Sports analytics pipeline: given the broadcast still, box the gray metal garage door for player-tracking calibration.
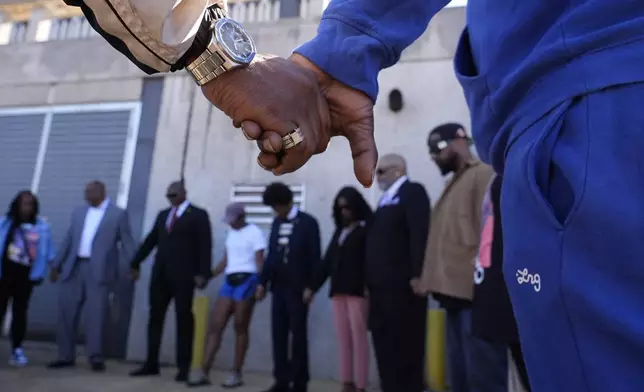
[0,114,45,207]
[0,103,141,340]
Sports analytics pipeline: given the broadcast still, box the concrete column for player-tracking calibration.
[26,8,48,42]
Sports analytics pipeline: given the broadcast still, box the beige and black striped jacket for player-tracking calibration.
[63,0,225,73]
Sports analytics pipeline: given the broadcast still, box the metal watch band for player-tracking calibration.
[186,5,228,86]
[186,50,227,86]
[208,5,227,21]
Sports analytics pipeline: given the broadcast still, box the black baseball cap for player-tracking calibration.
[427,123,469,155]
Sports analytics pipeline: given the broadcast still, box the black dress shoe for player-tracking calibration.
[262,385,291,392]
[47,360,76,369]
[175,370,189,382]
[129,365,160,377]
[91,361,106,372]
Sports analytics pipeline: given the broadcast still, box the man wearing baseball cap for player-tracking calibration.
[426,123,472,176]
[191,202,266,388]
[417,123,505,392]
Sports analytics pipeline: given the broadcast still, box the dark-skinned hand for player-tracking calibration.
[201,54,331,176]
[239,53,378,187]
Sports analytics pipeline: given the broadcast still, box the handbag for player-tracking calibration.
[226,272,252,287]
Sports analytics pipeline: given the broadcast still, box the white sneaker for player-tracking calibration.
[221,371,243,388]
[9,348,28,367]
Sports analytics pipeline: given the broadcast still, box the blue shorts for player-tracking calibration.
[219,273,258,302]
[501,83,644,392]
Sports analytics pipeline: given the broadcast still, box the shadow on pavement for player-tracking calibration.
[0,340,340,392]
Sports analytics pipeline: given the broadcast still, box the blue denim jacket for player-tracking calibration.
[0,217,56,281]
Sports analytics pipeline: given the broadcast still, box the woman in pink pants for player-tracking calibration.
[305,187,372,392]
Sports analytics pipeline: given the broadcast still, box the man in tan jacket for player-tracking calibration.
[417,123,508,392]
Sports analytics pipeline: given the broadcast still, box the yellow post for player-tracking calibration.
[427,308,447,391]
[191,295,210,370]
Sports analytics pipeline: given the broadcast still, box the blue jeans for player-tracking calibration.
[502,82,644,392]
[446,307,508,392]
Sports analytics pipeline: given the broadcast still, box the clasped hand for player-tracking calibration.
[201,53,377,187]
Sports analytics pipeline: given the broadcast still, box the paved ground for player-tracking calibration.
[0,341,339,392]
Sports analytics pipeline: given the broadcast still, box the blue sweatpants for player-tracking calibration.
[501,82,644,392]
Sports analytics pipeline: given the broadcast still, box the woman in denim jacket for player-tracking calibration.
[0,190,55,367]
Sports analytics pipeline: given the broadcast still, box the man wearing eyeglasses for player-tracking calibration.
[366,154,430,392]
[417,123,500,392]
[128,181,213,384]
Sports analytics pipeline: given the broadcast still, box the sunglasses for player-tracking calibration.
[166,193,178,199]
[376,167,390,176]
[429,138,456,154]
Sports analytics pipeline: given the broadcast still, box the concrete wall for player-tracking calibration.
[0,4,469,382]
[0,35,144,105]
[126,8,469,382]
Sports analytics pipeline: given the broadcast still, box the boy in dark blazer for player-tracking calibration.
[256,182,321,392]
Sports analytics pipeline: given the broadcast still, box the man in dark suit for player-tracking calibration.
[255,182,321,392]
[128,181,212,383]
[367,154,430,392]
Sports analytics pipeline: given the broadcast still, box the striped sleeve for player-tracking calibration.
[63,0,225,73]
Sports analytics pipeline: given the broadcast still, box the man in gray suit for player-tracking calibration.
[47,181,135,372]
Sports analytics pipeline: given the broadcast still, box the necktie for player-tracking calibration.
[168,208,178,232]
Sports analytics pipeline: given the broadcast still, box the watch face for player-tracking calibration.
[215,19,256,64]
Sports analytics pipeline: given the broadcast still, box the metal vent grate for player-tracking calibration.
[230,184,305,227]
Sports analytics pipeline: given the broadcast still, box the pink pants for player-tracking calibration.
[332,295,369,389]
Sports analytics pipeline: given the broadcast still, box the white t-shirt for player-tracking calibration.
[225,224,266,274]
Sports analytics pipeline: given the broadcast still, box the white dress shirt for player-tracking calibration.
[166,200,190,228]
[286,205,299,220]
[77,198,110,258]
[378,175,408,207]
[276,205,299,244]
